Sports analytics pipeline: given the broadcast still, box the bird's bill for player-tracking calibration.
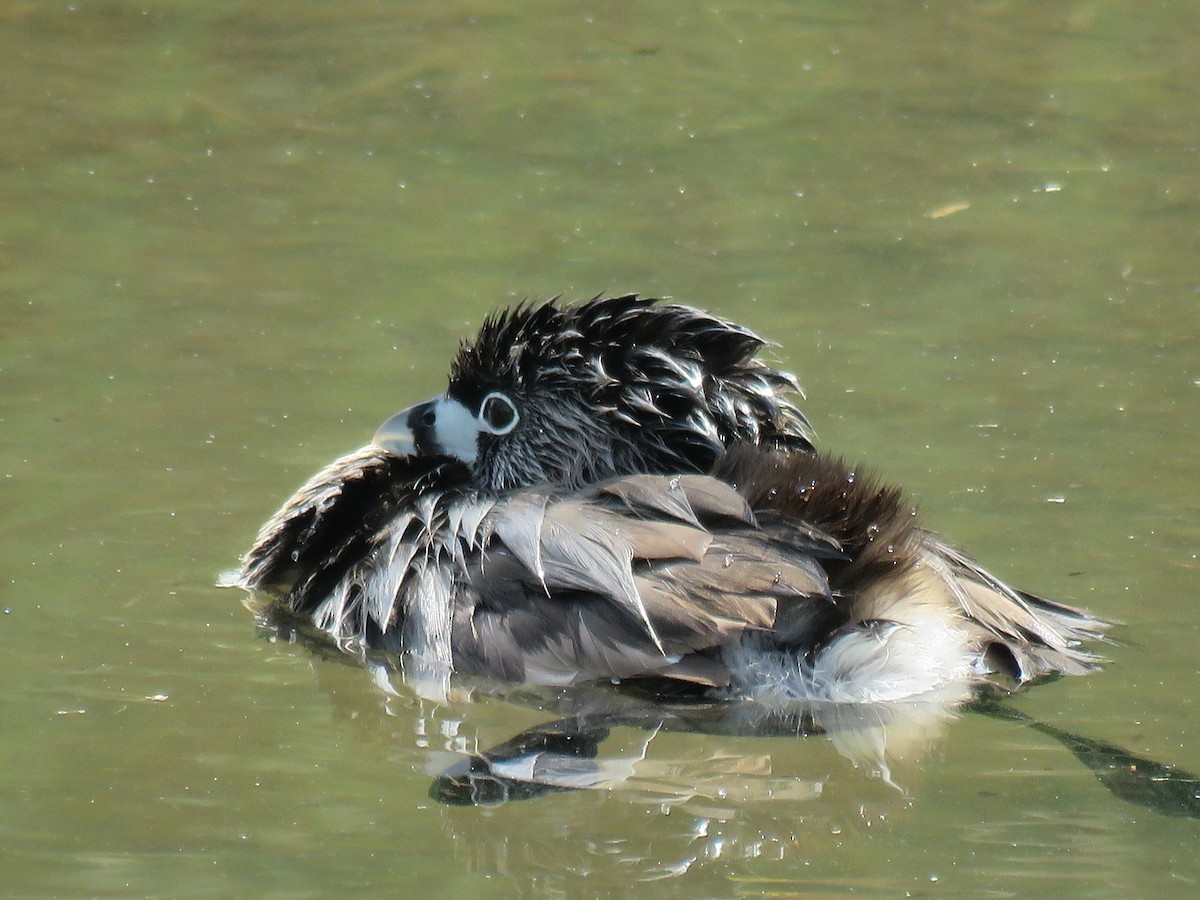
[372,395,479,463]
[372,402,425,457]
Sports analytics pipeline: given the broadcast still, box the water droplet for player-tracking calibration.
[723,554,734,568]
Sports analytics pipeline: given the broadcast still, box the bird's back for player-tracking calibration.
[233,442,1105,701]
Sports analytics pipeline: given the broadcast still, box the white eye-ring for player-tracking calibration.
[478,391,519,435]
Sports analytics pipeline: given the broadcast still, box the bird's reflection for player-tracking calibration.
[259,609,952,806]
[427,689,960,807]
[256,610,1199,885]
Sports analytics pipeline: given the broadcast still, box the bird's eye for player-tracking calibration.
[478,392,519,435]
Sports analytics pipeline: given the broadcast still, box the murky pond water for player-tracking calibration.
[3,1,1198,895]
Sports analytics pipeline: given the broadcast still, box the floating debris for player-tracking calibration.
[926,201,970,219]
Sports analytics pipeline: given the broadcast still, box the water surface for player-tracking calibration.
[3,1,1198,895]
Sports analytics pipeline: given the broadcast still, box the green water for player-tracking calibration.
[3,1,1198,895]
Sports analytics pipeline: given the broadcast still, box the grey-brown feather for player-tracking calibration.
[234,443,1104,692]
[715,446,1106,682]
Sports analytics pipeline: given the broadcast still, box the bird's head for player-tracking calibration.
[372,295,813,492]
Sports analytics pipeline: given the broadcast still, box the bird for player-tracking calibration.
[229,294,1106,705]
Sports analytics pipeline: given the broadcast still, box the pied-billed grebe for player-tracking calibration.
[229,295,1105,703]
